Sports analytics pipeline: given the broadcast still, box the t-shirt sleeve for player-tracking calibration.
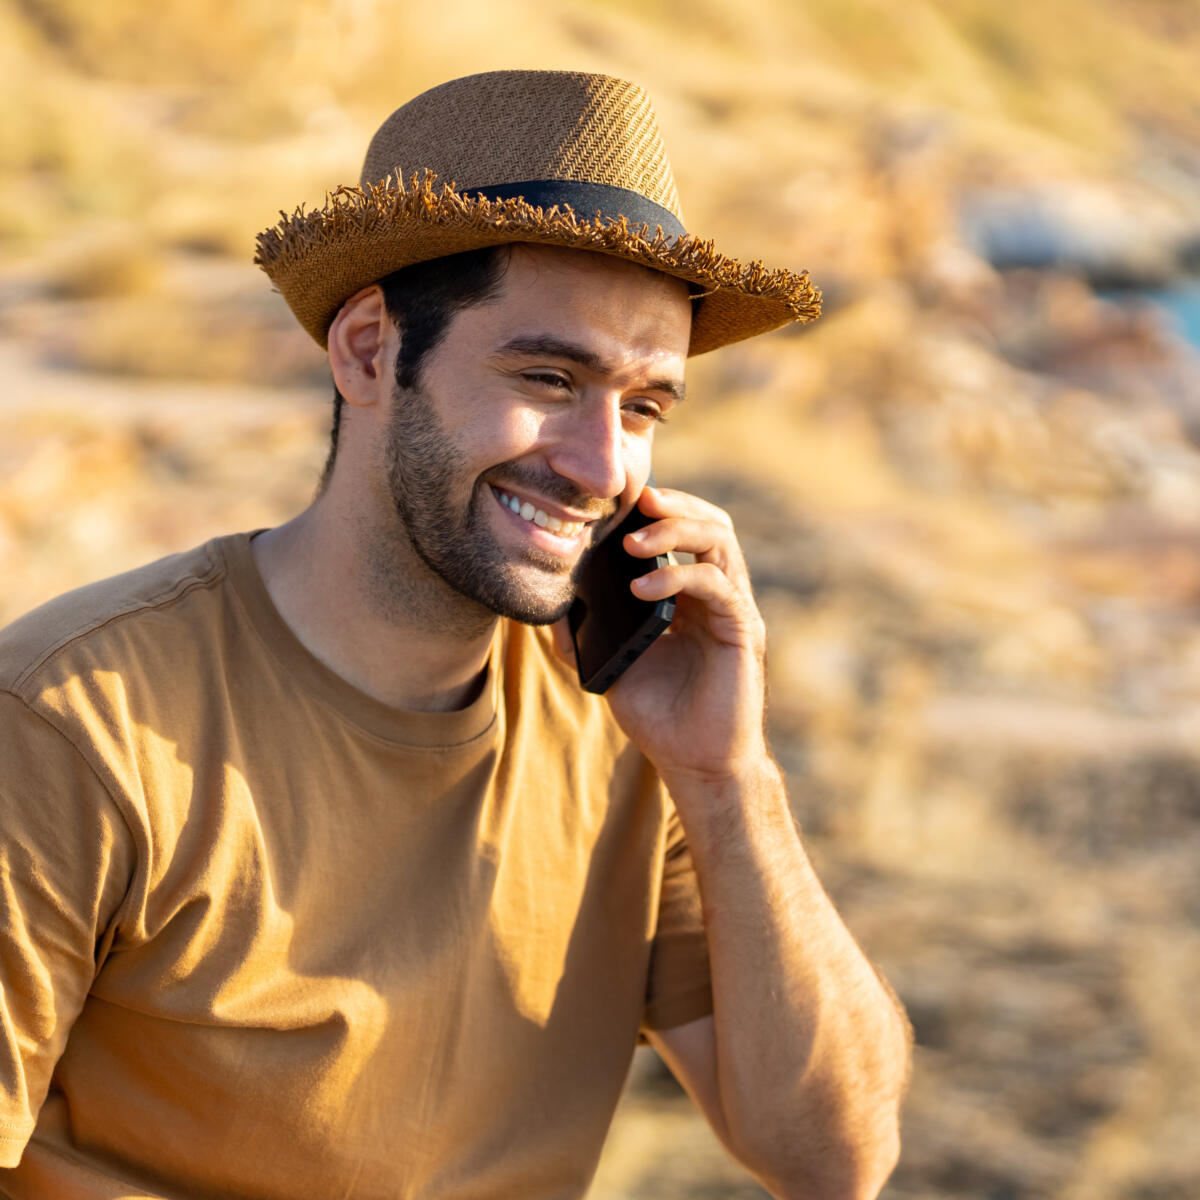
[0,691,134,1167]
[641,798,713,1034]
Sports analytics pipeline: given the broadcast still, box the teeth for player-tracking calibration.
[495,489,583,537]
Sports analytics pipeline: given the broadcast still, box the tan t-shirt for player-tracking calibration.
[0,532,711,1199]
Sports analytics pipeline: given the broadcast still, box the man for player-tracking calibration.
[0,70,910,1198]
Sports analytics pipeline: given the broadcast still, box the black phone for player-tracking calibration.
[568,488,675,694]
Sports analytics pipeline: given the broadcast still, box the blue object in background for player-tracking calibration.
[1141,281,1200,352]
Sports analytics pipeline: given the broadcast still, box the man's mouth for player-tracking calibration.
[491,487,591,538]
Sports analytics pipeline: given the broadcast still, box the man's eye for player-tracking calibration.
[625,401,668,425]
[523,372,570,390]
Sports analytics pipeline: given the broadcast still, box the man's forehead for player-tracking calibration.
[481,244,692,364]
[504,241,688,284]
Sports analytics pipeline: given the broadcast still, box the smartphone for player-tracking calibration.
[568,488,675,694]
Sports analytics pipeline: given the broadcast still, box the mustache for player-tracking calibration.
[482,461,618,523]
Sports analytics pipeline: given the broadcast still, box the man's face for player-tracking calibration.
[380,245,692,625]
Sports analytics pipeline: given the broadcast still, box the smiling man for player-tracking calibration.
[0,71,910,1199]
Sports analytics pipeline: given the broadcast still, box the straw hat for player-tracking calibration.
[254,69,821,356]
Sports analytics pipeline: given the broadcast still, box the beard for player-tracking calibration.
[382,379,614,625]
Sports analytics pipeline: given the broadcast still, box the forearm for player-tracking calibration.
[666,759,911,1198]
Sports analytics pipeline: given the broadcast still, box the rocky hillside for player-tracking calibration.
[3,1,1200,1196]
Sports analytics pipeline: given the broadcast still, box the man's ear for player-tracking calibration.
[328,285,391,407]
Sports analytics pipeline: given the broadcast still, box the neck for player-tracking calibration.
[251,502,498,713]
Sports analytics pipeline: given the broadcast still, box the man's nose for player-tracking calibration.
[547,397,628,501]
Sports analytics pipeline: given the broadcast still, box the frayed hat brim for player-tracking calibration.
[254,172,821,357]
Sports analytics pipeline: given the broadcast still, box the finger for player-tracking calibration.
[630,561,759,643]
[626,515,734,560]
[637,486,734,530]
[625,516,750,586]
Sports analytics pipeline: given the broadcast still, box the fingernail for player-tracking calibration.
[628,529,647,542]
[632,575,650,591]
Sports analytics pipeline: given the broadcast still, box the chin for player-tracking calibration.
[439,554,577,626]
[499,595,575,627]
[474,577,577,626]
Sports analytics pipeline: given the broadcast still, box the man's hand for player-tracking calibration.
[553,483,909,1199]
[599,485,772,787]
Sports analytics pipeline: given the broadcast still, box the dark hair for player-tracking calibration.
[318,245,512,490]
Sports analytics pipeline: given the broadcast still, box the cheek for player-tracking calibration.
[621,433,654,485]
[460,407,551,464]
[504,407,549,444]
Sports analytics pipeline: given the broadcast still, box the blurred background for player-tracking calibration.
[2,0,1200,1195]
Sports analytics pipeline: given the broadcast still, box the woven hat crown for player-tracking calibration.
[360,70,683,226]
[254,69,820,354]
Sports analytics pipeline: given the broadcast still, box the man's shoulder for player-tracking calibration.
[0,535,239,701]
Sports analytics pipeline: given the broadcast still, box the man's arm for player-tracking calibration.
[598,486,912,1199]
[0,691,134,1167]
[646,764,911,1199]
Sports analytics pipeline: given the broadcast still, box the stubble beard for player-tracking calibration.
[380,380,610,627]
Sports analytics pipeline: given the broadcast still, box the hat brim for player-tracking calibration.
[254,173,821,357]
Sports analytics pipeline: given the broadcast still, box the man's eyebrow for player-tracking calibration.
[493,335,686,403]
